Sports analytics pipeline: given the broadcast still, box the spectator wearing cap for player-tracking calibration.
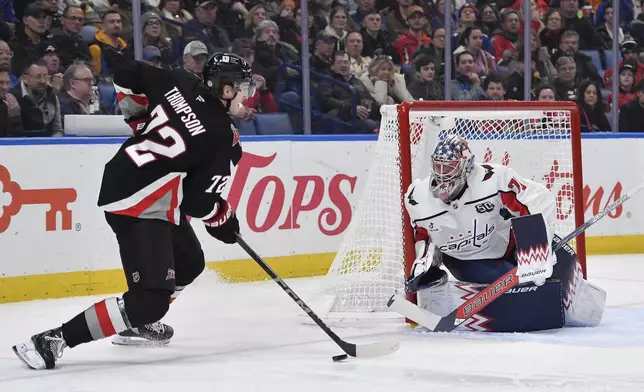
[59,64,97,127]
[558,0,604,49]
[160,0,193,37]
[181,40,208,78]
[346,31,371,77]
[606,62,638,109]
[595,4,625,49]
[0,40,18,88]
[42,45,63,92]
[0,69,22,136]
[241,4,268,39]
[322,6,350,46]
[183,0,232,53]
[604,39,644,88]
[392,5,431,65]
[12,59,62,136]
[451,51,485,101]
[360,55,414,104]
[143,45,164,67]
[454,26,496,78]
[311,31,336,74]
[554,30,603,86]
[577,79,610,132]
[9,2,52,76]
[317,51,381,134]
[252,20,298,90]
[134,12,175,65]
[407,54,444,100]
[360,11,396,60]
[49,5,91,69]
[381,0,415,37]
[89,10,132,81]
[618,82,644,131]
[491,9,520,60]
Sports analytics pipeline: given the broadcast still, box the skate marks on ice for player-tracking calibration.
[407,306,644,347]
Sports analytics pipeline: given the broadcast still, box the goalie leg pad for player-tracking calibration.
[417,280,564,332]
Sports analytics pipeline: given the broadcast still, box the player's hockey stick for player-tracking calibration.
[388,177,644,332]
[235,233,400,358]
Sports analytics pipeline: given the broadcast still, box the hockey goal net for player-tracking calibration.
[314,101,585,323]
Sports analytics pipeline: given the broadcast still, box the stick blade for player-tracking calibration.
[387,293,442,331]
[348,340,400,358]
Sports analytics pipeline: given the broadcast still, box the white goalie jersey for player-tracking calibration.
[405,163,557,261]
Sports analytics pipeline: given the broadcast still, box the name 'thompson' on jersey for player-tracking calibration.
[404,163,556,261]
[97,61,241,224]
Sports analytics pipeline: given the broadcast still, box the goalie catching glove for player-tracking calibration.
[204,200,239,244]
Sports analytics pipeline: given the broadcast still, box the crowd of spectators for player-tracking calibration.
[1,0,644,136]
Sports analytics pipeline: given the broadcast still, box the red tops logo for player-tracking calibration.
[0,165,77,233]
[227,152,357,235]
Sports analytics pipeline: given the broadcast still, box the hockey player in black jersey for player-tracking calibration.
[11,52,254,370]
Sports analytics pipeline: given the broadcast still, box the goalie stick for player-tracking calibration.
[235,234,400,358]
[388,177,644,333]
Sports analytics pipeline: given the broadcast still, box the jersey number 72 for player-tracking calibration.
[125,105,187,167]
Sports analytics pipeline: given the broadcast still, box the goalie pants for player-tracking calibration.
[61,213,205,348]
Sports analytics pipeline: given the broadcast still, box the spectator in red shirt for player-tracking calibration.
[491,9,520,60]
[392,5,431,65]
[606,62,638,110]
[604,38,644,88]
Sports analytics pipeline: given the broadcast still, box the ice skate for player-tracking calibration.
[112,321,174,347]
[12,327,67,370]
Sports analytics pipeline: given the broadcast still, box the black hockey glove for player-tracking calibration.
[204,201,240,244]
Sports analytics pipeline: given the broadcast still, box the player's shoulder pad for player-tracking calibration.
[405,177,431,211]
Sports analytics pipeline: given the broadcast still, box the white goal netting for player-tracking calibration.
[314,103,582,322]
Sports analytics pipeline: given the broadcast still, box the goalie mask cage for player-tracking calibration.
[314,101,585,324]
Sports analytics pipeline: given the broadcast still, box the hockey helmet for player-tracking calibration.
[203,52,255,100]
[430,134,474,203]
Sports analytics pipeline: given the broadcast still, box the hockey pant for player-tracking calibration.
[418,238,606,332]
[60,213,205,348]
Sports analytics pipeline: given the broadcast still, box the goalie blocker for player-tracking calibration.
[414,214,606,332]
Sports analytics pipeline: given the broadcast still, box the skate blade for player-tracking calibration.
[111,335,170,347]
[12,343,47,370]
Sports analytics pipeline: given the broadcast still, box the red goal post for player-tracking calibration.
[314,100,585,323]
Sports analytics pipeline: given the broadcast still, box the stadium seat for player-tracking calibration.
[234,117,257,135]
[97,83,117,114]
[603,50,623,69]
[581,50,602,71]
[254,113,294,135]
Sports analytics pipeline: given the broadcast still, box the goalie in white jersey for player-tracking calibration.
[404,135,606,332]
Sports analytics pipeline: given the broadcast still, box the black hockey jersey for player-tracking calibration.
[97,61,242,224]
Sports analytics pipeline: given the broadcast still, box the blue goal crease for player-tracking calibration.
[0,132,641,146]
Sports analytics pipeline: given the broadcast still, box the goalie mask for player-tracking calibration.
[430,135,474,203]
[203,52,255,110]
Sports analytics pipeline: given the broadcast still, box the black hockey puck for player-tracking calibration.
[332,354,348,362]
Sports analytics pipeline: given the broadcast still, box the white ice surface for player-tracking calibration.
[1,255,644,392]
